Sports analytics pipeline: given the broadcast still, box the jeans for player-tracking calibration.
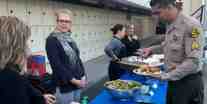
[55,88,81,104]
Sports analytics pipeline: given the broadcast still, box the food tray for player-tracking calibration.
[133,69,162,76]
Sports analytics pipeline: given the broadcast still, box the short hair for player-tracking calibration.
[150,0,176,8]
[54,9,73,20]
[110,24,124,35]
[0,16,31,70]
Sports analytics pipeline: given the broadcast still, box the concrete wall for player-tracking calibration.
[0,0,155,72]
[182,0,192,15]
[130,16,156,39]
[191,0,203,13]
[182,0,203,15]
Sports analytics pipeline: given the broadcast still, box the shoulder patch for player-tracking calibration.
[192,41,200,50]
[192,28,200,38]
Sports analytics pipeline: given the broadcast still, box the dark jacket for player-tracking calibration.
[122,36,140,56]
[104,36,127,59]
[104,36,127,80]
[46,35,85,93]
[0,65,45,104]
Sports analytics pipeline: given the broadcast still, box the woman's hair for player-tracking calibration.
[150,0,176,8]
[125,24,135,35]
[110,24,124,35]
[0,16,31,70]
[54,9,73,21]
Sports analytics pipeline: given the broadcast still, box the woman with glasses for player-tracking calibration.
[46,9,87,104]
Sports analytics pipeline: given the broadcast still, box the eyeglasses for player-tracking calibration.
[57,19,72,24]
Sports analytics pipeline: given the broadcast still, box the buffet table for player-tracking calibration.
[90,72,168,104]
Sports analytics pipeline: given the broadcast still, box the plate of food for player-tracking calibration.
[133,65,162,77]
[104,80,142,100]
[127,56,139,62]
[105,80,142,91]
[151,54,164,59]
[148,62,164,67]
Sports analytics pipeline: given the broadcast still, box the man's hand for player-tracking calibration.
[43,94,56,104]
[137,48,152,58]
[151,73,162,79]
[142,48,152,57]
[151,72,170,80]
[169,63,176,71]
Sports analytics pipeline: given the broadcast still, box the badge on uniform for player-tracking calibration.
[192,40,200,50]
[192,28,200,38]
[191,28,201,50]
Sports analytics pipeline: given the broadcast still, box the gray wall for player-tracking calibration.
[0,0,156,72]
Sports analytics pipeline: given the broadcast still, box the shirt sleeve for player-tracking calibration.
[23,77,45,104]
[104,40,120,60]
[134,40,141,49]
[161,23,204,81]
[149,41,165,53]
[46,37,74,82]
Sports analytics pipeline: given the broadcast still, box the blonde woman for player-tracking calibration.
[0,16,56,104]
[46,9,87,104]
[122,24,141,56]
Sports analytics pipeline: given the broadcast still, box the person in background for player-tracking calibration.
[46,9,87,104]
[104,24,127,80]
[0,16,56,104]
[122,24,141,56]
[141,0,204,104]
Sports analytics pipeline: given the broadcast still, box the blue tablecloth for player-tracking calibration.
[90,72,168,104]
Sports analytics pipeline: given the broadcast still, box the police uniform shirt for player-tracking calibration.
[151,12,204,81]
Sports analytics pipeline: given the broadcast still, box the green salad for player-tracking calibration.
[105,80,142,90]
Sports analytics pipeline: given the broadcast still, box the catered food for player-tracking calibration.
[127,56,139,62]
[133,64,162,76]
[104,80,142,90]
[104,80,142,100]
[123,54,164,65]
[119,54,164,71]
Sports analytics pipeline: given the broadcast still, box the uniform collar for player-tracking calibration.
[167,12,184,34]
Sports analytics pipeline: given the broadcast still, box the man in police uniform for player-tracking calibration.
[142,0,204,104]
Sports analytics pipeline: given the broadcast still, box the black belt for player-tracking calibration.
[183,71,202,80]
[169,71,202,83]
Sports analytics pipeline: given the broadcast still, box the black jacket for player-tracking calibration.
[122,37,140,56]
[104,36,127,59]
[0,65,45,104]
[46,35,85,93]
[104,36,127,80]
